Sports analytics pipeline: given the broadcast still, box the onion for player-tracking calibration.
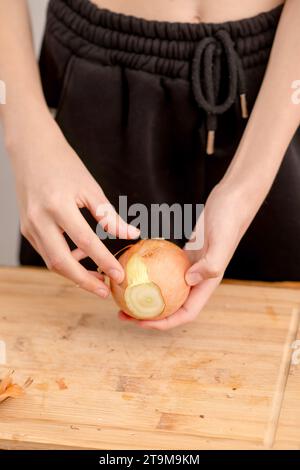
[110,239,191,320]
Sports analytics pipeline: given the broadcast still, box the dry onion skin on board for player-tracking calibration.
[0,371,32,404]
[110,239,191,320]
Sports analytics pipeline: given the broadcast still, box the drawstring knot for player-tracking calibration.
[191,29,248,155]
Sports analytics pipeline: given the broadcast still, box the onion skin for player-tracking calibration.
[110,239,191,320]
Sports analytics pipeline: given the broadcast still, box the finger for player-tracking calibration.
[71,248,87,261]
[185,237,226,286]
[35,222,110,298]
[118,312,130,322]
[87,191,140,240]
[71,251,106,282]
[71,250,107,282]
[118,311,139,324]
[185,258,219,286]
[57,205,125,283]
[137,277,221,330]
[185,211,242,286]
[89,270,105,281]
[23,231,41,256]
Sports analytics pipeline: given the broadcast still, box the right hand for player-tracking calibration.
[7,113,139,298]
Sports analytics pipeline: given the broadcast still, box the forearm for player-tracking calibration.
[222,0,300,203]
[0,0,51,145]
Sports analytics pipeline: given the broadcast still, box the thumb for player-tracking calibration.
[87,190,140,240]
[98,203,140,240]
[185,252,224,286]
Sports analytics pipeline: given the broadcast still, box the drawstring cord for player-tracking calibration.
[191,29,248,155]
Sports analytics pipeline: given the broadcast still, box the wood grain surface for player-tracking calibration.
[0,267,299,450]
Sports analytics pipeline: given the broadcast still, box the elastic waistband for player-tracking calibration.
[47,0,283,78]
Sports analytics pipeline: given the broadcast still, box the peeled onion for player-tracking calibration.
[110,239,191,320]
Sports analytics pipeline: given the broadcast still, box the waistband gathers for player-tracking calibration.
[46,0,283,154]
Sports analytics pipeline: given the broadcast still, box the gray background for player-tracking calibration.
[0,0,48,266]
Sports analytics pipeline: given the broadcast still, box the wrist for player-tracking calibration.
[216,170,269,214]
[220,149,278,205]
[3,104,58,154]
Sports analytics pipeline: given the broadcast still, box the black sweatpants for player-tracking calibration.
[20,0,300,281]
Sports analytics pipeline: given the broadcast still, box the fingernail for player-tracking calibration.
[128,225,140,238]
[108,268,123,283]
[186,272,202,286]
[96,288,109,299]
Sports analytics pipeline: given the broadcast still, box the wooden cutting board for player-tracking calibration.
[0,267,299,450]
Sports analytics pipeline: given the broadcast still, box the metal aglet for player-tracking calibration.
[206,130,215,155]
[240,93,249,119]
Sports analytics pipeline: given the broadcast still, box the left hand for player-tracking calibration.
[119,181,260,330]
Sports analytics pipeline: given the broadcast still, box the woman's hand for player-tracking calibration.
[119,181,260,330]
[8,113,139,298]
